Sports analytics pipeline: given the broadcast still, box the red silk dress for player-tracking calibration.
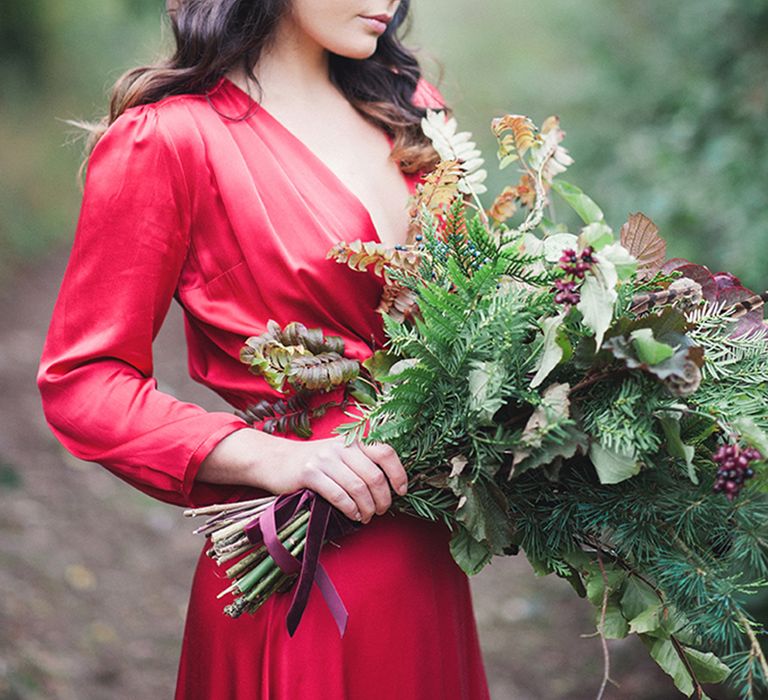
[37,76,490,699]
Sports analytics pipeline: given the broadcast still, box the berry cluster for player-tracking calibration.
[712,443,762,501]
[466,241,492,270]
[395,234,424,251]
[553,247,595,306]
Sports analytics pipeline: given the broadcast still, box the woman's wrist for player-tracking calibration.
[196,427,286,492]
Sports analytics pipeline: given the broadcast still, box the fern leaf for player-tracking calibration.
[491,114,539,160]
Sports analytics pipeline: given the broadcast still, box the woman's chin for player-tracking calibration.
[329,36,380,61]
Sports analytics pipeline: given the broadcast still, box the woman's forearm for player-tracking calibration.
[196,427,287,491]
[195,428,408,524]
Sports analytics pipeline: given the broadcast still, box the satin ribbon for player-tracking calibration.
[244,488,359,637]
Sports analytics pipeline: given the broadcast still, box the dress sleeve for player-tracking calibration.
[412,76,447,110]
[37,105,250,508]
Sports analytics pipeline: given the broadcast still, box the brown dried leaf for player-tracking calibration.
[377,283,420,322]
[491,115,539,157]
[412,159,462,216]
[516,174,537,209]
[620,213,666,278]
[327,241,396,277]
[488,186,518,223]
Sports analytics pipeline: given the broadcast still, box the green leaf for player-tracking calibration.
[551,180,605,224]
[512,383,589,476]
[511,424,588,477]
[628,605,665,636]
[450,476,515,554]
[684,648,730,684]
[579,222,614,251]
[362,350,398,382]
[556,330,574,364]
[449,526,493,575]
[657,412,698,484]
[589,442,640,484]
[606,307,688,344]
[347,377,377,407]
[530,312,567,388]
[562,565,587,598]
[468,360,506,425]
[640,635,695,696]
[584,562,627,607]
[597,242,638,279]
[577,274,617,350]
[604,334,702,386]
[639,636,730,696]
[733,416,768,455]
[630,328,676,365]
[596,599,629,639]
[620,576,661,621]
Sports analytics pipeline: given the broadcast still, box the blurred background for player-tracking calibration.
[1,0,766,698]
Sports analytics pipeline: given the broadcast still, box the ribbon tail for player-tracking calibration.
[313,563,349,636]
[286,496,334,636]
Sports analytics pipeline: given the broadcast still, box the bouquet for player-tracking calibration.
[185,108,768,698]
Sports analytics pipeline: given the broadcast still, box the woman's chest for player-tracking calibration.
[250,94,412,246]
[177,118,401,351]
[183,108,419,286]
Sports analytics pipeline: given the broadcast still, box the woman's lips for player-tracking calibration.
[359,15,390,34]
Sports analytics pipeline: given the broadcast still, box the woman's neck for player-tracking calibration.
[229,16,333,104]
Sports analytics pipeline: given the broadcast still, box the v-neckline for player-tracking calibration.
[217,76,417,247]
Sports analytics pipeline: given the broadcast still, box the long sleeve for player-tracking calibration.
[37,105,249,507]
[413,76,447,110]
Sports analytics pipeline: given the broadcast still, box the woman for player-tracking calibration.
[37,1,490,697]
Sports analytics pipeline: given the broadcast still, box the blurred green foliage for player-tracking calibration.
[0,0,167,273]
[1,0,766,291]
[413,0,768,290]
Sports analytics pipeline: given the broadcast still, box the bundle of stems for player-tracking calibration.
[184,496,309,618]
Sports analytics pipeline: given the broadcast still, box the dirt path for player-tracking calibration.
[0,253,684,699]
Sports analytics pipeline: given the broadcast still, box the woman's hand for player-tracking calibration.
[197,429,408,523]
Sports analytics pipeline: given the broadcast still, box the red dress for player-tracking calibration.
[37,76,490,699]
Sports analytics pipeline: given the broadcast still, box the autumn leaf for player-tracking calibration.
[620,213,666,279]
[410,159,463,217]
[488,186,518,223]
[377,282,420,322]
[326,239,421,279]
[491,114,539,161]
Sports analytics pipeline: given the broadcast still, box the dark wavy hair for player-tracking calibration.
[85,0,448,174]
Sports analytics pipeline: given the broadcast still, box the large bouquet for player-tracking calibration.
[186,109,768,698]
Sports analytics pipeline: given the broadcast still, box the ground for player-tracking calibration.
[0,254,703,699]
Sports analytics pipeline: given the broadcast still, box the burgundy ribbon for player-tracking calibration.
[244,489,359,637]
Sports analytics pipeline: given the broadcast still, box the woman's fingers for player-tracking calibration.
[293,438,408,524]
[320,459,378,523]
[355,440,408,496]
[340,448,393,516]
[304,469,362,522]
